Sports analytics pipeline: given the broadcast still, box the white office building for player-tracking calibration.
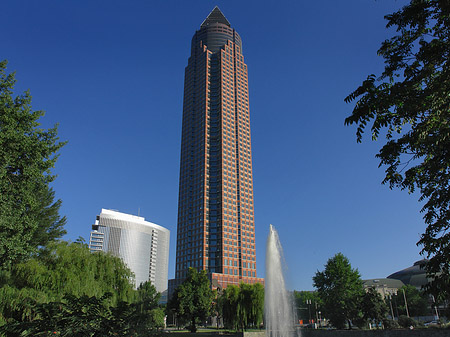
[89,209,170,301]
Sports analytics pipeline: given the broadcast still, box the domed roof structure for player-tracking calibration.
[387,260,429,288]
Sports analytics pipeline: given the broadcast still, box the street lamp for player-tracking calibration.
[306,299,312,323]
[315,302,319,324]
[388,294,395,320]
[402,288,410,317]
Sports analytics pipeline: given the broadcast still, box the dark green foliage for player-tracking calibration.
[344,1,450,299]
[313,253,364,329]
[0,61,66,269]
[136,281,161,308]
[382,318,400,329]
[239,282,264,329]
[0,283,164,336]
[1,293,114,337]
[293,290,321,323]
[220,284,240,330]
[0,241,136,324]
[108,286,164,337]
[361,287,389,327]
[393,285,429,317]
[218,282,264,331]
[1,290,164,337]
[168,268,214,332]
[398,315,417,328]
[130,281,165,334]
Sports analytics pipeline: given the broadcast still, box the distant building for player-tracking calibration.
[363,278,405,297]
[89,209,170,301]
[387,260,430,289]
[362,260,431,296]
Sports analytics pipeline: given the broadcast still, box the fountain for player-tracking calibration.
[265,224,297,337]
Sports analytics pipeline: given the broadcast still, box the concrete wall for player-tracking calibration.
[243,330,448,337]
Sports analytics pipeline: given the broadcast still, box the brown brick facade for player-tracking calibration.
[173,7,263,292]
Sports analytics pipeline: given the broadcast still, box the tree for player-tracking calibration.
[361,287,388,328]
[217,283,264,331]
[344,1,450,299]
[135,281,161,309]
[0,253,166,336]
[1,292,165,337]
[313,253,364,329]
[398,315,418,329]
[392,285,429,317]
[220,284,240,330]
[130,281,165,334]
[0,60,66,269]
[0,241,136,325]
[1,293,115,337]
[168,268,214,332]
[293,290,321,323]
[242,282,264,329]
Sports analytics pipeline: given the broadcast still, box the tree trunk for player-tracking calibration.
[191,317,197,333]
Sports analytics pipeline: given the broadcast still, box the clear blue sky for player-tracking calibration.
[2,0,423,291]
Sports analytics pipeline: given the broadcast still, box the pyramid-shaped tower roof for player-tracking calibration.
[201,6,231,28]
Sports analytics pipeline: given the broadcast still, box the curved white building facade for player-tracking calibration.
[89,209,169,300]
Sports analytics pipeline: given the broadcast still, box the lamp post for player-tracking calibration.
[392,291,399,318]
[388,294,395,320]
[402,288,410,317]
[315,302,319,324]
[306,299,312,323]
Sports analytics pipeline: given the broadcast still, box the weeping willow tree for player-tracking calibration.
[244,282,264,329]
[0,240,135,324]
[220,283,264,331]
[221,285,241,330]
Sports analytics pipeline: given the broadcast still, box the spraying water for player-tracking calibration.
[265,224,296,337]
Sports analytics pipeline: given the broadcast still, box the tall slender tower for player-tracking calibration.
[170,7,263,293]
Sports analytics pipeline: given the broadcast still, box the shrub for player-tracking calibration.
[398,315,417,328]
[382,318,399,329]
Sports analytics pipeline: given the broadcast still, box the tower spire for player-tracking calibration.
[201,6,231,28]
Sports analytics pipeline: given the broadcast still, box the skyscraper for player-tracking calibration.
[171,7,263,292]
[89,209,170,302]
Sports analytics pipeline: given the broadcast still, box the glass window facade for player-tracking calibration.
[89,209,170,301]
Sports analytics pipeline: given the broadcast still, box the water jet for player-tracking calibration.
[265,224,297,337]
